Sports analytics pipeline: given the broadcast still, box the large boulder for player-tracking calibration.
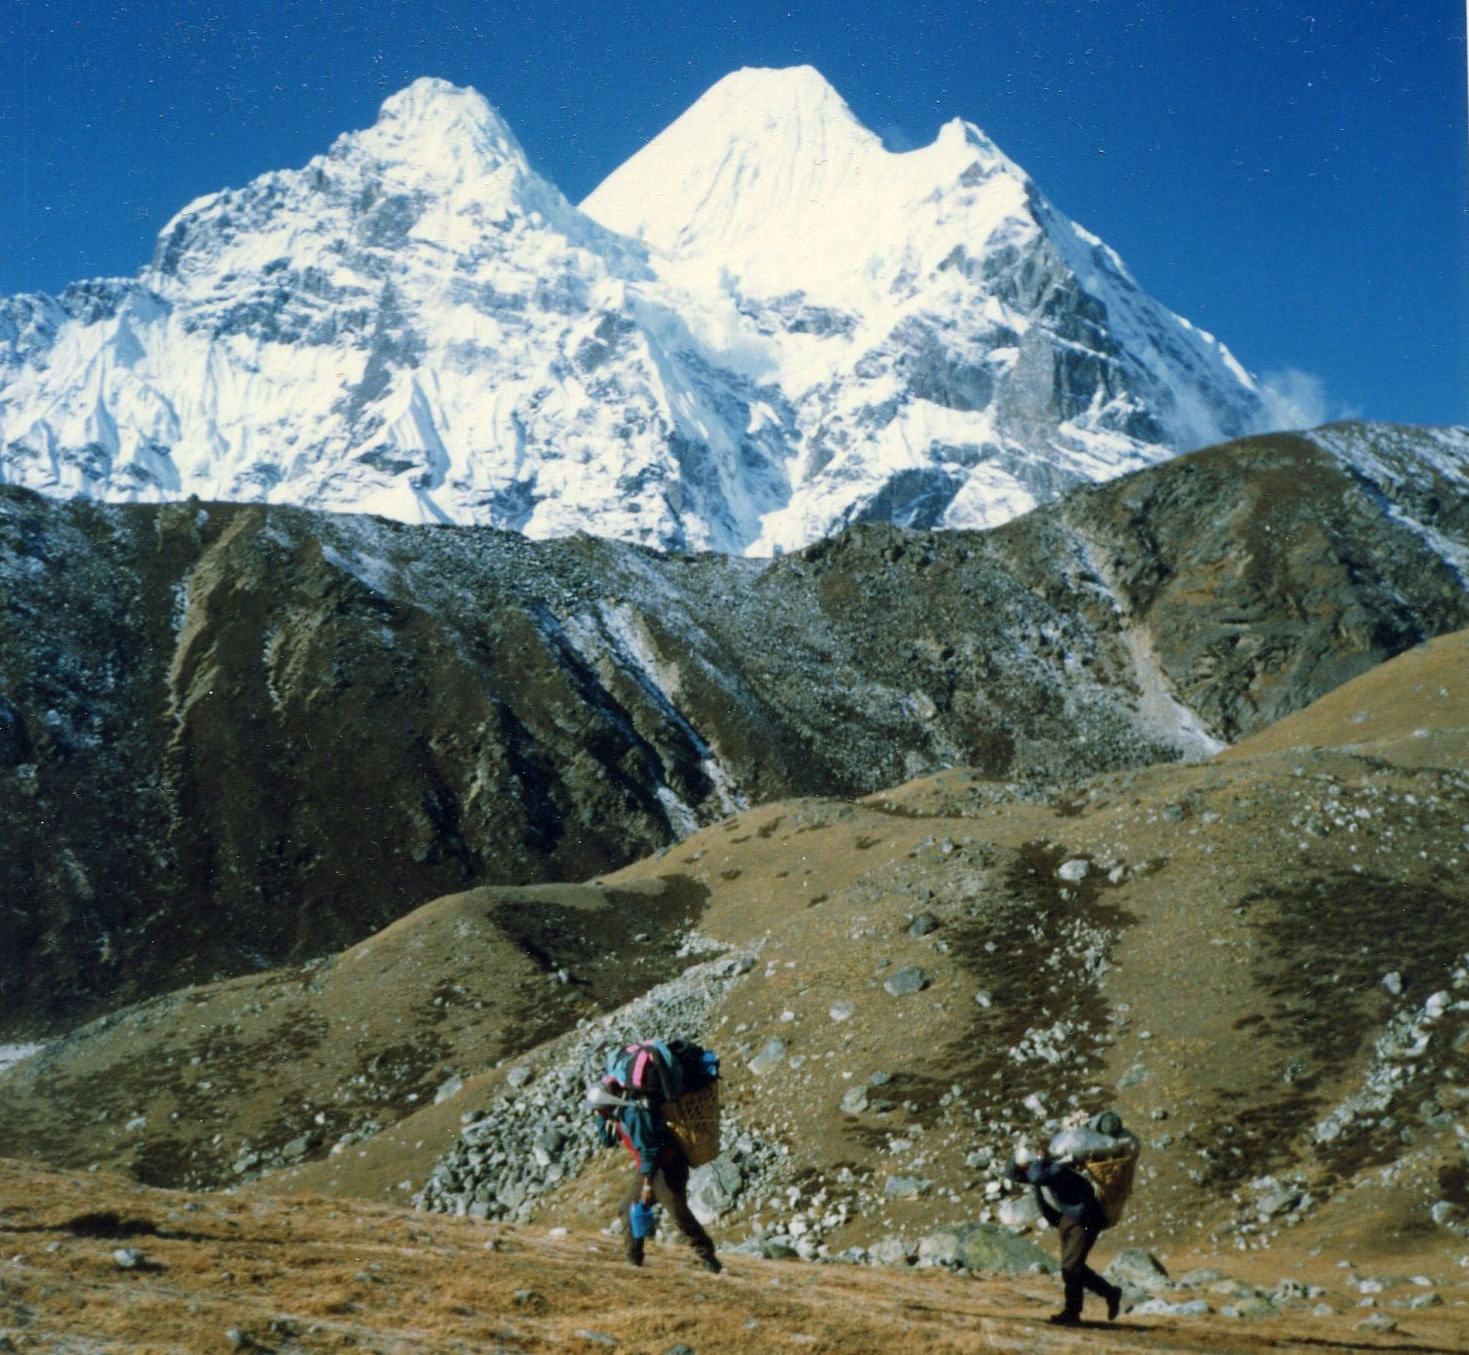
[688,1155,744,1224]
[1105,1247,1170,1293]
[941,1222,1058,1275]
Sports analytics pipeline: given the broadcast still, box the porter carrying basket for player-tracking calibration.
[1080,1136,1140,1228]
[663,1081,721,1167]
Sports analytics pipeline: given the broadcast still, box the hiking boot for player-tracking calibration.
[700,1254,723,1274]
[1106,1285,1122,1321]
[1048,1312,1082,1326]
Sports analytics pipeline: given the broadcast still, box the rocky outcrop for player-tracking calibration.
[2,422,1466,1031]
[1008,427,1469,740]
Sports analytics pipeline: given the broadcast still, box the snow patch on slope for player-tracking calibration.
[598,601,749,819]
[0,1044,43,1077]
[1308,423,1469,586]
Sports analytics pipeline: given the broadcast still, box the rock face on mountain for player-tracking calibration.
[1,422,1465,1032]
[0,79,790,552]
[0,70,1278,553]
[1002,423,1469,742]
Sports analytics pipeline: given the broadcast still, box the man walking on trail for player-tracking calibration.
[587,1083,722,1273]
[1009,1140,1122,1325]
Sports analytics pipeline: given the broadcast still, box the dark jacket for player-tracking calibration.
[600,1100,673,1175]
[1009,1157,1106,1230]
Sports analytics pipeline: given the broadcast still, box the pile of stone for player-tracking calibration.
[415,948,771,1222]
[1314,955,1469,1149]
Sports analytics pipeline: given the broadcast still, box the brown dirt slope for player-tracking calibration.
[0,879,704,1190]
[1220,629,1469,766]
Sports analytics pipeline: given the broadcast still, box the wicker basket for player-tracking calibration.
[1081,1143,1139,1227]
[664,1082,721,1167]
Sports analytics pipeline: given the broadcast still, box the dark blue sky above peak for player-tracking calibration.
[4,0,1466,427]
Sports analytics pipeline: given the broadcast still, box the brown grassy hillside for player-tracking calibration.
[4,634,1466,1285]
[1219,630,1469,767]
[2,1159,1466,1354]
[4,424,1466,1034]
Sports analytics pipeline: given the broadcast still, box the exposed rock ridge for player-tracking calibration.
[2,423,1466,1030]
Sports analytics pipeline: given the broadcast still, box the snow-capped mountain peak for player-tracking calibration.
[673,63,878,155]
[2,68,1287,555]
[0,76,793,548]
[581,66,881,276]
[144,76,581,298]
[335,76,532,187]
[581,66,1272,551]
[581,67,1040,315]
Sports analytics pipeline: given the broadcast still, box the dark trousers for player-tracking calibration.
[1057,1216,1114,1317]
[621,1156,716,1263]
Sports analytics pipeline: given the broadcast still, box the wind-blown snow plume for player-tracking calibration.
[1259,368,1338,430]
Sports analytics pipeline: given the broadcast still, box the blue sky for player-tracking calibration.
[4,0,1466,427]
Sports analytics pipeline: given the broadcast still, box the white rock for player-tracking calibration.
[997,1194,1041,1229]
[747,1038,788,1077]
[1134,1298,1210,1317]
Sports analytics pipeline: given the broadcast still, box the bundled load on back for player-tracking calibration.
[602,1038,722,1166]
[1049,1110,1141,1227]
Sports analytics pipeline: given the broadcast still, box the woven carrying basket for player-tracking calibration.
[1081,1144,1139,1228]
[663,1082,721,1167]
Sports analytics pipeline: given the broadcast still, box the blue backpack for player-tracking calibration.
[605,1039,719,1104]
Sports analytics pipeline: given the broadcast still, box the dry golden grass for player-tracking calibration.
[7,634,1468,1265]
[1220,631,1469,766]
[5,1159,1467,1354]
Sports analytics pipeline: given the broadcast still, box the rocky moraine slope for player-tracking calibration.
[0,421,1465,1032]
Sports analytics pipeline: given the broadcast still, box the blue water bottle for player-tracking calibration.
[629,1200,657,1240]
